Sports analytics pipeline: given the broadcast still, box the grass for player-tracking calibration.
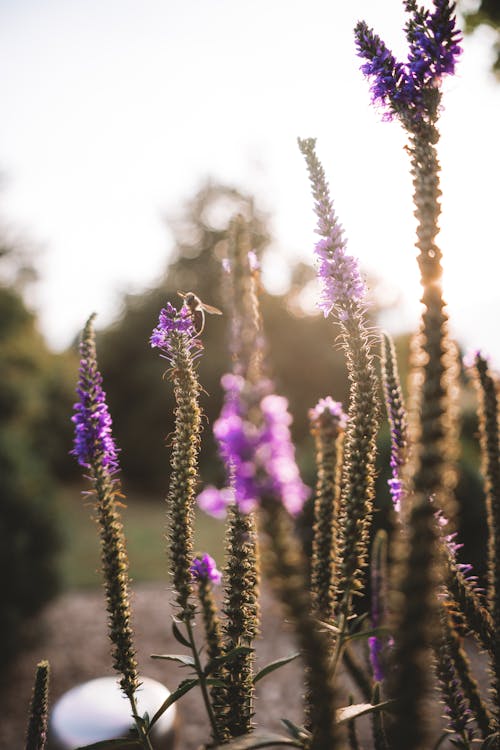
[56,484,226,589]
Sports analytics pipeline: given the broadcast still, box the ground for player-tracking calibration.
[1,583,304,750]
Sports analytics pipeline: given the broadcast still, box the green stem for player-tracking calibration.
[185,618,222,745]
[129,694,154,750]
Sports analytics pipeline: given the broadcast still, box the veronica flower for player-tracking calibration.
[71,321,119,475]
[151,300,204,621]
[191,554,222,585]
[355,0,462,128]
[71,316,140,723]
[213,375,310,516]
[298,138,366,319]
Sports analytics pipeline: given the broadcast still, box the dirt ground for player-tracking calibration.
[1,583,305,750]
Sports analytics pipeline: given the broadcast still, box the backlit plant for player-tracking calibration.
[26,2,500,749]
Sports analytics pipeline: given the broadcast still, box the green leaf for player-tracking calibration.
[75,741,141,750]
[253,652,300,684]
[150,653,195,667]
[148,678,200,729]
[335,700,394,724]
[172,620,191,648]
[213,732,303,749]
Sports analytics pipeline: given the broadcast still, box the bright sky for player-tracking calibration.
[0,0,499,361]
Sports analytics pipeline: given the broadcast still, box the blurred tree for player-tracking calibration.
[461,0,500,76]
[97,181,348,496]
[0,241,63,667]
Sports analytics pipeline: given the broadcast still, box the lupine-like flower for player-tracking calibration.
[150,301,202,363]
[355,0,462,128]
[297,138,366,319]
[213,375,310,516]
[151,300,204,620]
[71,316,139,707]
[382,333,408,513]
[71,318,119,474]
[191,554,222,585]
[197,485,233,518]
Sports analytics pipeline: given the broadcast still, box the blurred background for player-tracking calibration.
[0,0,499,668]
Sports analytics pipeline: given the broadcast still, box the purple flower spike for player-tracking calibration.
[298,138,366,318]
[197,485,234,518]
[191,554,222,585]
[355,1,462,126]
[309,397,348,428]
[150,301,202,364]
[213,374,309,515]
[71,323,120,475]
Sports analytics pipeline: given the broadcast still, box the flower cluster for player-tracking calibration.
[191,554,222,585]
[298,138,366,318]
[71,320,120,474]
[355,0,462,126]
[309,396,348,429]
[150,301,202,364]
[200,374,309,517]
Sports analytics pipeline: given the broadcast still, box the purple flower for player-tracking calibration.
[150,301,202,363]
[71,344,120,475]
[369,635,384,683]
[309,396,348,428]
[213,375,310,515]
[197,485,233,518]
[355,1,462,126]
[191,554,222,585]
[298,138,366,317]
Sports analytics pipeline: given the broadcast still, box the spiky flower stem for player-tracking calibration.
[443,603,494,738]
[387,496,440,750]
[193,571,226,743]
[309,399,346,622]
[298,137,380,624]
[381,332,408,512]
[72,318,150,750]
[222,505,259,739]
[336,309,380,617]
[435,608,475,748]
[25,661,49,750]
[470,353,500,726]
[445,553,495,654]
[406,131,460,524]
[167,342,202,620]
[259,495,342,750]
[217,217,263,740]
[369,530,389,684]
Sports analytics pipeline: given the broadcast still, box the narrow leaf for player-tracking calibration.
[253,653,300,684]
[336,700,394,724]
[172,620,191,648]
[213,732,302,750]
[75,741,141,750]
[148,678,199,729]
[150,653,195,667]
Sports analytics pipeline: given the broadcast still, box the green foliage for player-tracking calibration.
[0,285,61,666]
[462,0,500,76]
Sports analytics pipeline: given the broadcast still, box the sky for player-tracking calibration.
[0,0,499,361]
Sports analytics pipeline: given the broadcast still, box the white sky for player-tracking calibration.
[0,0,499,361]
